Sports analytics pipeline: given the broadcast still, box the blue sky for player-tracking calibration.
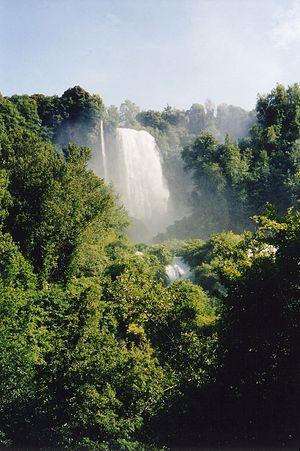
[0,0,299,110]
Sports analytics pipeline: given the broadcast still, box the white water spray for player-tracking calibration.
[115,128,169,221]
[99,127,170,237]
[100,120,108,180]
[165,257,191,283]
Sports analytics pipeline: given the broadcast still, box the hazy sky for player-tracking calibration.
[0,0,299,110]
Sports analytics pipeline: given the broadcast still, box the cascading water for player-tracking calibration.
[99,120,108,180]
[98,126,170,239]
[165,257,191,284]
[115,128,169,222]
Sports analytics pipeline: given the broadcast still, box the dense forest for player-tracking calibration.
[0,83,299,449]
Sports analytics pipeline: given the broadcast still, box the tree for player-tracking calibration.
[216,104,255,141]
[181,131,250,236]
[119,100,140,127]
[105,105,120,131]
[136,110,168,132]
[214,208,300,447]
[247,83,300,211]
[162,105,187,127]
[187,103,206,135]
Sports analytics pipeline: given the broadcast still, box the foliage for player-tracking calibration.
[178,232,248,296]
[151,209,300,449]
[211,208,300,447]
[119,100,140,128]
[0,90,218,449]
[0,84,298,449]
[160,83,300,241]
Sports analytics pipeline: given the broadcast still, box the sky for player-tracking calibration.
[0,0,300,111]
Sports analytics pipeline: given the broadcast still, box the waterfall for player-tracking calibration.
[115,128,169,223]
[165,257,191,284]
[97,127,170,238]
[100,120,108,180]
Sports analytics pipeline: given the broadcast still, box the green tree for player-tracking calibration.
[214,208,300,447]
[247,83,300,211]
[119,100,140,128]
[187,103,206,135]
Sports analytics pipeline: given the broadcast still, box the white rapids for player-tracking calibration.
[165,256,191,283]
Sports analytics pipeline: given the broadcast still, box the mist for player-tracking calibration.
[52,91,256,242]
